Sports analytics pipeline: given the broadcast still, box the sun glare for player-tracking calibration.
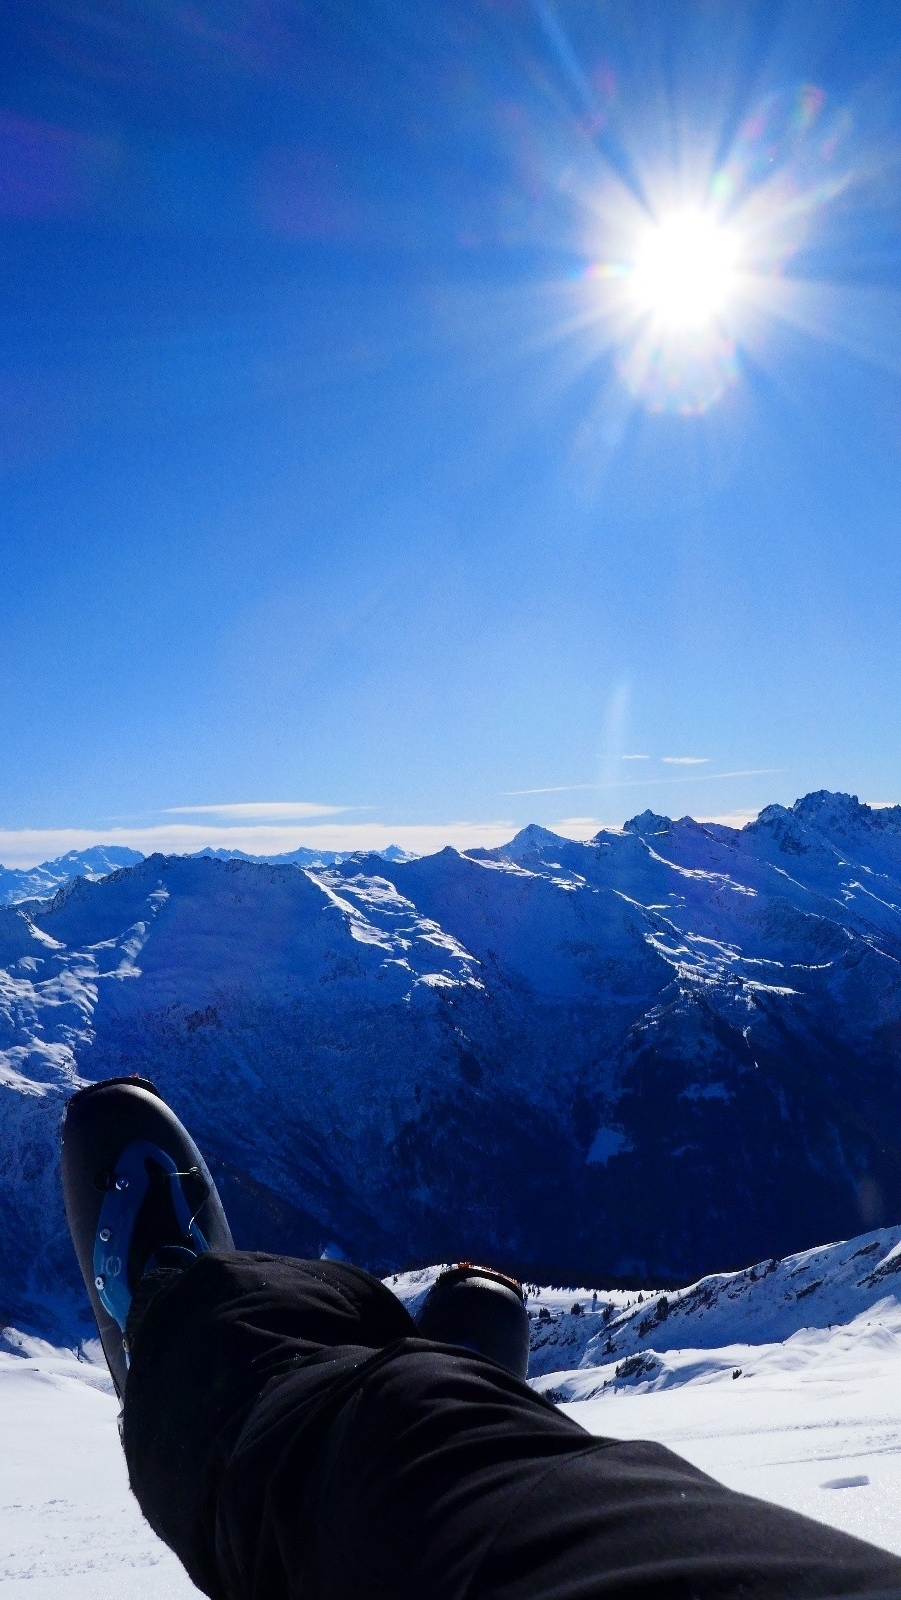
[572,85,853,415]
[587,205,749,413]
[628,210,741,330]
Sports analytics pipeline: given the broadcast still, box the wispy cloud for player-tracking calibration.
[552,816,610,837]
[661,756,709,765]
[621,754,649,761]
[504,767,781,797]
[695,809,762,828]
[163,801,345,819]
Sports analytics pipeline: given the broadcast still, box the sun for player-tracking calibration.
[627,209,741,331]
[571,86,852,415]
[592,205,746,412]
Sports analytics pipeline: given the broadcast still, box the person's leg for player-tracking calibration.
[250,1348,901,1600]
[120,1249,416,1598]
[63,1081,901,1600]
[124,1257,901,1600]
[468,1437,901,1600]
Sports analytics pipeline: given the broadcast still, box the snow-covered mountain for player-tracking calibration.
[390,1222,901,1398]
[192,842,416,867]
[0,843,418,907]
[0,846,143,906]
[4,789,901,1332]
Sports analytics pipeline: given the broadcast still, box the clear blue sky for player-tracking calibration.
[2,0,901,864]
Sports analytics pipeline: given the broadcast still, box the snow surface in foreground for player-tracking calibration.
[5,1236,901,1594]
[0,1336,194,1598]
[565,1307,901,1559]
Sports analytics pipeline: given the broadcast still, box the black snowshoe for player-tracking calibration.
[61,1075,233,1397]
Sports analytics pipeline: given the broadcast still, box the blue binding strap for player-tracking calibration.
[92,1141,209,1332]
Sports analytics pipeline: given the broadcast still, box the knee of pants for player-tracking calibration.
[122,1254,416,1598]
[280,1345,598,1600]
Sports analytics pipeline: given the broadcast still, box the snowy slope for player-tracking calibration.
[523,1225,901,1386]
[0,1332,195,1598]
[389,1226,901,1394]
[4,792,901,1330]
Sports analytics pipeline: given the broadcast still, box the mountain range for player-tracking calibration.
[0,846,144,906]
[0,843,415,907]
[3,789,901,1333]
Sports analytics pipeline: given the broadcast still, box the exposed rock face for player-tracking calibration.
[4,791,901,1328]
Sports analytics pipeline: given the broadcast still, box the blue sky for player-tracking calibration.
[2,0,901,864]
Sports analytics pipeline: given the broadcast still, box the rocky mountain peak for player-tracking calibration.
[623,810,672,837]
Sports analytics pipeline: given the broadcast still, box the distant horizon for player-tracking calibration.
[1,787,897,871]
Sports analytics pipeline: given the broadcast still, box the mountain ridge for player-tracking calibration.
[0,843,417,907]
[2,790,901,1333]
[0,846,144,907]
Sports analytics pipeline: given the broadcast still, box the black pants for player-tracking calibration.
[122,1251,901,1600]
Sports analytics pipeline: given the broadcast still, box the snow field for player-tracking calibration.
[2,1317,900,1593]
[565,1308,901,1557]
[0,1341,196,1597]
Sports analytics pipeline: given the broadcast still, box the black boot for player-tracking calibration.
[415,1263,531,1380]
[61,1075,233,1397]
